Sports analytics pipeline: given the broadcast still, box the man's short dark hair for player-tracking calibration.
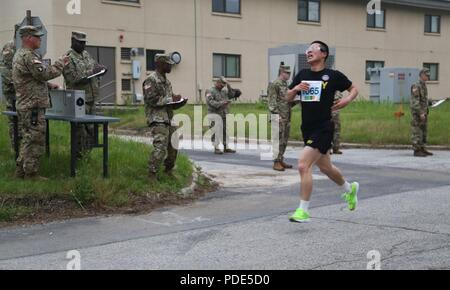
[311,40,329,61]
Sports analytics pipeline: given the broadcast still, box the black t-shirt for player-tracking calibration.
[289,68,352,130]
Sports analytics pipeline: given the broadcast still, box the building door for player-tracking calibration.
[86,46,116,104]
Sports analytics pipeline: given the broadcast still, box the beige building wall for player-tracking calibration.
[1,0,449,104]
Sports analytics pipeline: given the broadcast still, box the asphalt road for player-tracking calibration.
[0,141,449,270]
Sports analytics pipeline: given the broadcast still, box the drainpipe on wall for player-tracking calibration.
[194,0,201,104]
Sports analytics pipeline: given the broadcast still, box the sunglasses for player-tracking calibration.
[305,45,326,55]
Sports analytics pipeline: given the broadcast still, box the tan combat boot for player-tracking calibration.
[224,147,236,154]
[333,148,343,155]
[281,161,293,169]
[414,150,427,157]
[24,174,49,181]
[164,169,177,179]
[273,162,285,172]
[148,171,158,181]
[422,148,434,156]
[15,167,25,179]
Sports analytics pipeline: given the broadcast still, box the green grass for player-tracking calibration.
[0,206,33,222]
[0,103,195,222]
[106,101,450,146]
[337,101,450,145]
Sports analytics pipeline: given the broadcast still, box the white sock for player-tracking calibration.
[342,181,352,193]
[299,200,310,212]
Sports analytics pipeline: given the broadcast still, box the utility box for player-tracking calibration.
[46,90,86,118]
[135,93,143,103]
[132,60,141,80]
[368,68,420,103]
[268,43,336,83]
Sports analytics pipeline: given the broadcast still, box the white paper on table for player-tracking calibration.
[431,99,446,108]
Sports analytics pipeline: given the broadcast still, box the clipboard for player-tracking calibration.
[87,69,107,79]
[168,98,187,105]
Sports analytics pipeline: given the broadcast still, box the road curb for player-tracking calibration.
[287,141,450,151]
[111,129,450,151]
[177,166,200,198]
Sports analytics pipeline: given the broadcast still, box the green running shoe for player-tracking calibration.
[289,208,311,223]
[342,182,359,211]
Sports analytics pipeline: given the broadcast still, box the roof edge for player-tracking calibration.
[382,0,450,12]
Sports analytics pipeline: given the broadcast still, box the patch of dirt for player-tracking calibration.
[0,174,218,229]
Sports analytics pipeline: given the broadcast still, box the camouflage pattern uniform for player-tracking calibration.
[331,91,343,152]
[13,51,65,177]
[410,76,429,152]
[1,41,18,150]
[143,70,178,174]
[267,77,291,162]
[12,26,66,178]
[206,79,235,149]
[63,32,100,154]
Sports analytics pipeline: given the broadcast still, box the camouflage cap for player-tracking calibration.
[218,76,228,85]
[155,54,175,65]
[420,68,431,76]
[280,64,292,73]
[72,31,87,42]
[19,25,44,38]
[1,41,16,65]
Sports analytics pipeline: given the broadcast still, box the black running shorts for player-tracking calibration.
[302,121,335,155]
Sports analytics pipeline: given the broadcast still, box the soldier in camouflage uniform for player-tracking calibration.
[63,31,106,157]
[143,54,187,179]
[267,64,293,171]
[331,91,343,155]
[206,77,237,155]
[12,26,68,179]
[1,41,17,150]
[411,68,432,157]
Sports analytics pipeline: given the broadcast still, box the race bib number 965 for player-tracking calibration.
[301,81,323,102]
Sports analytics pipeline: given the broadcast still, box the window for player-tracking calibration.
[213,54,241,78]
[366,61,385,81]
[423,63,439,81]
[146,49,165,71]
[425,15,440,33]
[121,48,132,61]
[104,0,141,7]
[298,0,320,23]
[367,9,385,29]
[121,79,131,91]
[108,0,140,3]
[212,0,241,14]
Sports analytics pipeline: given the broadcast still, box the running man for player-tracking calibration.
[285,41,360,223]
